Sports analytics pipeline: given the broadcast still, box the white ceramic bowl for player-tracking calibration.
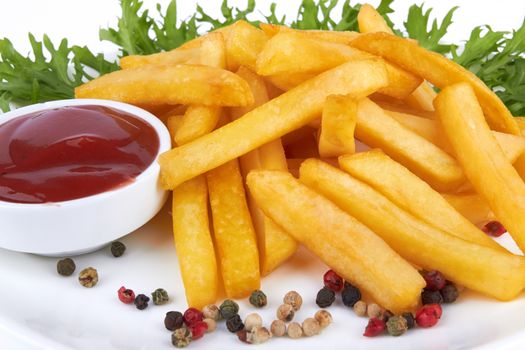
[0,99,171,256]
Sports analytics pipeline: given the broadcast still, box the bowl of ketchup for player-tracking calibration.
[0,99,171,255]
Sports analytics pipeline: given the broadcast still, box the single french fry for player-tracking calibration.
[338,150,503,251]
[179,25,236,49]
[256,32,421,99]
[75,64,254,107]
[174,106,221,146]
[232,66,297,276]
[435,82,525,252]
[318,95,357,158]
[300,159,525,300]
[442,193,494,225]
[166,114,184,142]
[120,47,200,69]
[265,72,316,91]
[351,32,520,134]
[357,3,437,112]
[373,98,436,119]
[259,23,359,45]
[515,116,525,135]
[172,175,218,309]
[159,59,389,189]
[225,20,268,71]
[247,169,424,312]
[207,159,260,298]
[354,97,465,192]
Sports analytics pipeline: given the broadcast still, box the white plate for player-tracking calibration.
[1,1,525,349]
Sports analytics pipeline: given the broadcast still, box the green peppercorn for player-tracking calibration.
[151,288,169,305]
[57,258,76,276]
[386,315,408,336]
[226,314,244,333]
[249,290,267,308]
[110,241,126,257]
[172,327,192,348]
[220,299,239,320]
[78,267,98,288]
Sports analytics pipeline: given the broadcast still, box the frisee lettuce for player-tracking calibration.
[0,0,524,116]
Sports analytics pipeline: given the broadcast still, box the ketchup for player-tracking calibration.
[0,105,159,204]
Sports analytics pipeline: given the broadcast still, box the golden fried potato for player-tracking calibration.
[442,193,494,225]
[338,150,504,251]
[75,64,254,107]
[225,20,268,71]
[351,32,520,134]
[159,59,389,189]
[318,95,357,158]
[300,159,525,300]
[435,82,525,252]
[247,169,424,313]
[120,47,200,69]
[259,23,359,44]
[207,159,260,298]
[166,114,184,142]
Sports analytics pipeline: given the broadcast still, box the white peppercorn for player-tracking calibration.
[283,291,303,311]
[302,318,321,337]
[244,313,263,332]
[287,322,303,339]
[276,304,295,322]
[314,310,332,329]
[202,304,220,321]
[203,318,216,333]
[271,319,286,337]
[247,326,271,344]
[367,303,383,319]
[353,300,367,317]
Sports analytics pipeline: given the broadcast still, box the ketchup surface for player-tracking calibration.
[0,105,159,204]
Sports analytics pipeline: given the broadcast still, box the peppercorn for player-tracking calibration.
[315,287,335,308]
[110,241,126,257]
[341,282,361,307]
[415,304,442,328]
[57,258,76,276]
[440,283,459,303]
[323,269,344,292]
[189,321,208,340]
[381,310,394,322]
[237,329,248,343]
[172,327,192,348]
[226,314,245,333]
[482,221,506,237]
[134,294,150,310]
[282,290,302,311]
[302,318,321,337]
[151,288,169,305]
[183,308,203,326]
[220,299,239,320]
[366,303,383,319]
[314,310,332,329]
[276,304,295,322]
[363,317,385,337]
[287,322,303,339]
[271,320,286,337]
[402,312,415,329]
[422,270,446,291]
[78,267,98,288]
[249,290,267,308]
[386,315,408,336]
[244,313,262,332]
[247,326,272,344]
[165,311,184,331]
[203,318,216,333]
[353,300,367,317]
[202,305,220,321]
[421,289,443,305]
[118,286,135,304]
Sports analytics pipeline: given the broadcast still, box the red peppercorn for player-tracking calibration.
[482,221,506,237]
[190,321,208,340]
[183,308,203,327]
[117,286,135,304]
[363,317,385,337]
[415,304,442,328]
[422,270,446,291]
[323,269,344,292]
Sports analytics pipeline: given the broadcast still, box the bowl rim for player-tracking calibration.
[0,98,171,208]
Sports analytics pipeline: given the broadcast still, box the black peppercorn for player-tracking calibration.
[134,294,150,310]
[57,258,76,276]
[440,283,459,303]
[226,314,245,333]
[165,311,184,331]
[402,312,415,329]
[220,299,239,320]
[316,287,335,308]
[421,289,443,305]
[341,282,361,307]
[249,290,267,308]
[110,241,126,257]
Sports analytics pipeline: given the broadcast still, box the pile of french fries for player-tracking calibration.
[76,4,525,312]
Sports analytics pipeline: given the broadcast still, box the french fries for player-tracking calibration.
[350,32,520,135]
[435,82,525,253]
[166,114,183,142]
[442,193,494,225]
[225,20,268,71]
[353,97,465,192]
[318,95,357,158]
[338,150,504,251]
[247,169,425,313]
[207,159,260,298]
[259,23,359,45]
[159,59,389,189]
[120,47,200,69]
[299,159,525,300]
[172,176,218,309]
[75,64,254,107]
